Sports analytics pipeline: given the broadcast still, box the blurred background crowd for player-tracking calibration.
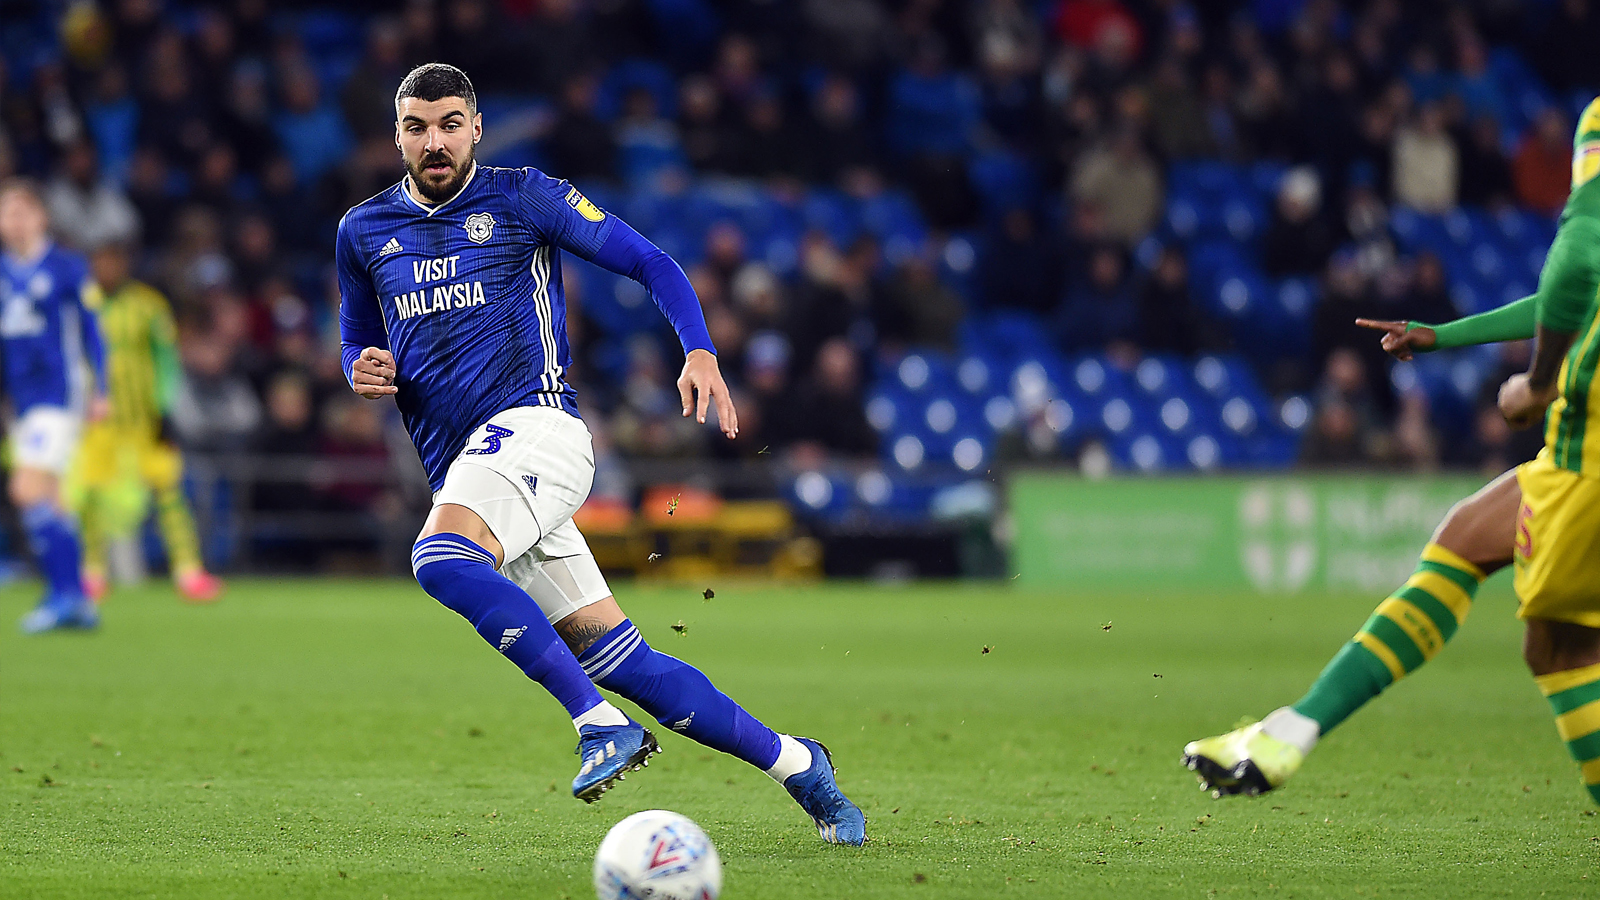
[0,0,1593,572]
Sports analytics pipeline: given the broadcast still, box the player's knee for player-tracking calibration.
[410,534,494,602]
[1523,620,1600,675]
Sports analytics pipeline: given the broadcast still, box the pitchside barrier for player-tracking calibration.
[1009,472,1497,593]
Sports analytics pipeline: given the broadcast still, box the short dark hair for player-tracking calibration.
[394,63,476,117]
[0,177,44,206]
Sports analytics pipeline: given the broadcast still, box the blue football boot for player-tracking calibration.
[573,719,660,803]
[783,737,867,845]
[19,594,99,634]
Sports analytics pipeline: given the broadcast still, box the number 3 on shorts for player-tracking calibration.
[464,423,514,456]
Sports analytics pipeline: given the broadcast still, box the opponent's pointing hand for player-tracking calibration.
[677,348,739,439]
[351,346,398,399]
[1355,318,1435,362]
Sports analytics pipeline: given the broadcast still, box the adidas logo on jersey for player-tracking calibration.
[378,237,404,257]
[498,626,527,651]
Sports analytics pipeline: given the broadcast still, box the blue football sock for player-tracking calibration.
[579,619,781,770]
[412,534,603,719]
[22,504,84,604]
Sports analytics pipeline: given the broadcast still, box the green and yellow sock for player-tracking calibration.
[1536,661,1600,805]
[154,484,203,577]
[1291,543,1483,734]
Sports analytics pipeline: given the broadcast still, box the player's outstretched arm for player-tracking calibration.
[587,216,737,438]
[1356,294,1537,361]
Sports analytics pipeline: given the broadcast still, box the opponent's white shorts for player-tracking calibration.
[431,406,613,624]
[11,405,81,475]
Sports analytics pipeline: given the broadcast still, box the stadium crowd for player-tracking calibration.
[3,0,1598,535]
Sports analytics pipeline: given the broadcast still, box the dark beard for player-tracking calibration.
[407,148,474,203]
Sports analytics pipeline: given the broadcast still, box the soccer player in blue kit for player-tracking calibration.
[337,64,865,844]
[0,180,107,633]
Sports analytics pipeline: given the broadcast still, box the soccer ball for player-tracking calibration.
[593,809,722,900]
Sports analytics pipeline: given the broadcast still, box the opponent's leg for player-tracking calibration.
[548,585,865,845]
[15,466,96,633]
[76,486,110,601]
[1184,470,1520,796]
[412,502,650,801]
[1527,621,1600,804]
[143,440,220,601]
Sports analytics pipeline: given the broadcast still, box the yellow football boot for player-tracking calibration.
[1181,719,1305,798]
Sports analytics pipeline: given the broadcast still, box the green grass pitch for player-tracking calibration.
[3,576,1597,898]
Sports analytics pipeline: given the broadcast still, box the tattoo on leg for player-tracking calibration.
[560,616,614,654]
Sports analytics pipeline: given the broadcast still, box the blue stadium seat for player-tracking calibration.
[790,470,852,520]
[968,152,1036,217]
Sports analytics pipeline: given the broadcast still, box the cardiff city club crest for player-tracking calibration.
[464,212,496,244]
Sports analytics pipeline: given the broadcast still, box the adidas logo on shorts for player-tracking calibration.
[498,626,527,651]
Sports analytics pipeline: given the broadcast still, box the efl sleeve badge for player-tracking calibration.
[565,187,606,223]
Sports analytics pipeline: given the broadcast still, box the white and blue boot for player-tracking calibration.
[573,719,660,803]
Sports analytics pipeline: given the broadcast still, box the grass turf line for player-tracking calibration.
[1,577,1596,898]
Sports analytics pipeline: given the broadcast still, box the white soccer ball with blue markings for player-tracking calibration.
[593,809,721,900]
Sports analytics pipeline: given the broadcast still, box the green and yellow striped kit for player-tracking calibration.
[1536,661,1600,804]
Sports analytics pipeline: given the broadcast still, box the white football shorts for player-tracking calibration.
[431,405,613,624]
[11,405,81,474]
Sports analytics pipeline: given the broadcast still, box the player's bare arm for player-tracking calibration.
[1500,324,1576,429]
[678,348,738,437]
[1355,319,1435,361]
[350,346,397,399]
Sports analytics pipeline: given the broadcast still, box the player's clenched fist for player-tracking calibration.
[351,346,398,399]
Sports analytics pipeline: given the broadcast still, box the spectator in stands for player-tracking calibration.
[802,75,879,187]
[879,251,965,354]
[1456,116,1514,208]
[1392,103,1458,213]
[171,327,263,453]
[676,77,735,176]
[1514,107,1574,216]
[1302,347,1390,467]
[217,65,278,176]
[273,67,353,185]
[546,73,617,183]
[980,207,1055,314]
[1262,166,1341,278]
[1136,246,1211,356]
[124,146,177,247]
[1069,126,1161,245]
[527,0,595,97]
[1053,0,1142,60]
[1531,0,1600,95]
[743,331,796,453]
[1146,56,1213,161]
[1312,252,1396,419]
[44,140,138,250]
[1403,252,1459,327]
[340,17,409,142]
[732,92,804,182]
[81,65,138,183]
[610,336,705,458]
[787,337,876,461]
[1235,62,1297,161]
[1055,244,1138,356]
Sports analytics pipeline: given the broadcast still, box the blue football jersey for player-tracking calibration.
[336,165,617,489]
[0,243,105,414]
